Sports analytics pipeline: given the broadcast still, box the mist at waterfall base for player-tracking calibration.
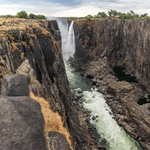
[57,19,142,150]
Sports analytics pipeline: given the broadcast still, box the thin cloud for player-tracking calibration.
[0,0,72,16]
[0,0,149,17]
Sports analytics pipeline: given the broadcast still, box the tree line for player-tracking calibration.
[0,10,46,19]
[67,10,150,20]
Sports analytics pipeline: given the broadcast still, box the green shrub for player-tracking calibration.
[6,14,14,18]
[142,16,150,19]
[140,13,148,18]
[97,12,108,18]
[35,15,46,19]
[29,13,35,19]
[16,10,28,18]
[85,14,93,20]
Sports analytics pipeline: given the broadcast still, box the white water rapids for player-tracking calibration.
[57,19,143,150]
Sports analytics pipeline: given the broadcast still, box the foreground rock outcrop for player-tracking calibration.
[72,19,150,150]
[2,74,29,96]
[0,74,49,150]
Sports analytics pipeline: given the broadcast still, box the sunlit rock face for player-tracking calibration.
[0,19,74,148]
[0,19,69,115]
[73,19,150,150]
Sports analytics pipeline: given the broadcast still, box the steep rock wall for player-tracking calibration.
[74,19,150,92]
[0,74,49,150]
[73,19,150,150]
[0,19,68,117]
[0,19,100,150]
[0,19,74,148]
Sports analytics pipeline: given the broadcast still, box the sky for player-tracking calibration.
[0,0,150,17]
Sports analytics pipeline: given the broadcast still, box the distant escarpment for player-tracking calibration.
[73,19,150,150]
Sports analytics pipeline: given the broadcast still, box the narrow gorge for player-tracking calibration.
[0,18,150,150]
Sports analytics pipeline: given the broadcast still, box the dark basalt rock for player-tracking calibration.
[1,74,29,96]
[73,19,150,150]
[101,138,106,143]
[0,74,48,150]
[92,116,96,120]
[48,132,71,150]
[0,96,48,150]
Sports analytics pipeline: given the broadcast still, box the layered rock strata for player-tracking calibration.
[72,19,150,150]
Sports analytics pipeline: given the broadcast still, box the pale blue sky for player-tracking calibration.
[0,0,149,17]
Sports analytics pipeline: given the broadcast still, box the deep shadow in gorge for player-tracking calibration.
[113,66,138,83]
[113,66,150,106]
[138,96,150,105]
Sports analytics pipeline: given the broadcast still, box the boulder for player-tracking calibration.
[29,80,46,98]
[16,59,37,84]
[0,96,48,150]
[47,132,71,150]
[1,74,29,96]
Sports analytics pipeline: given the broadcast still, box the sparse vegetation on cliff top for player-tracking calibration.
[67,10,150,20]
[0,10,46,19]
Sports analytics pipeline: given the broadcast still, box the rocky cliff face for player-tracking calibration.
[0,19,75,149]
[0,19,73,130]
[74,19,150,92]
[73,19,150,150]
[0,19,64,112]
[0,19,101,150]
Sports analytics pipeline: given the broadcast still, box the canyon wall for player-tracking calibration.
[0,19,69,120]
[74,19,150,92]
[0,19,100,150]
[73,19,150,150]
[0,19,75,149]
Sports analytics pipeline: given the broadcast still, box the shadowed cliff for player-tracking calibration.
[72,19,150,150]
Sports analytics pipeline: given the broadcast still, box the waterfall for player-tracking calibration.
[65,21,75,53]
[56,18,68,53]
[57,19,75,53]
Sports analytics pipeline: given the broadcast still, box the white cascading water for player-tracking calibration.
[57,19,75,53]
[65,21,75,53]
[57,19,142,150]
[56,18,69,53]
